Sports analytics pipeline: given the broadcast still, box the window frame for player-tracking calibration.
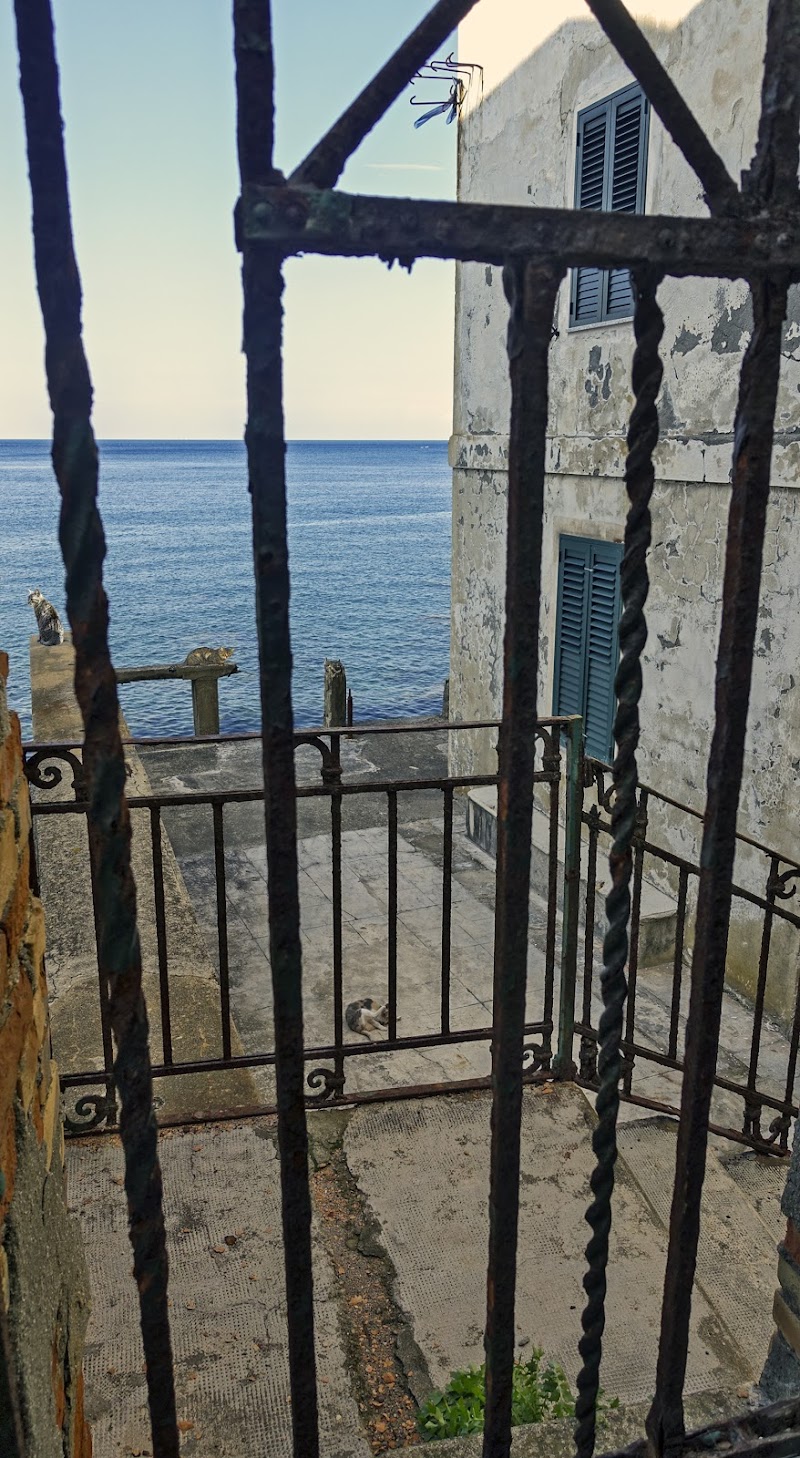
[569,82,650,329]
[552,534,623,764]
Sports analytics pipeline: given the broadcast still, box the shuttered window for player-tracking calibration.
[570,84,649,327]
[553,535,623,762]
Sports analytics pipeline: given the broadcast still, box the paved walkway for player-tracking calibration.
[67,1085,786,1458]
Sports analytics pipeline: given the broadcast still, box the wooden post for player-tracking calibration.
[191,675,221,735]
[323,660,346,727]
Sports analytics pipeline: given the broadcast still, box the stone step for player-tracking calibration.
[614,1114,782,1378]
[467,785,678,967]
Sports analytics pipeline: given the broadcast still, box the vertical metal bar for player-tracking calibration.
[646,58,797,1432]
[27,811,41,900]
[747,857,778,1098]
[87,852,118,1126]
[783,969,800,1150]
[482,258,562,1458]
[555,717,583,1077]
[212,801,232,1062]
[150,807,173,1066]
[622,790,648,1095]
[542,738,560,1062]
[329,736,345,1091]
[13,3,179,1452]
[388,790,398,1041]
[233,5,319,1453]
[441,786,453,1036]
[575,266,664,1458]
[580,807,600,1083]
[667,867,689,1061]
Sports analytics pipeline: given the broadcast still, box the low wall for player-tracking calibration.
[29,637,259,1126]
[0,649,92,1458]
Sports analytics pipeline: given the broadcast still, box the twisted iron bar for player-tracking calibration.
[13,3,178,1454]
[574,265,664,1458]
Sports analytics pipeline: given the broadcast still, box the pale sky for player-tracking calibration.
[1,0,701,441]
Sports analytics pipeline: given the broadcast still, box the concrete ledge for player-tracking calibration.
[466,785,678,968]
[400,1389,743,1457]
[29,636,260,1123]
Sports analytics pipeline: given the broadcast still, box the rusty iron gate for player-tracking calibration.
[10,0,800,1456]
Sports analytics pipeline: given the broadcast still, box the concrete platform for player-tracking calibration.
[66,1084,787,1458]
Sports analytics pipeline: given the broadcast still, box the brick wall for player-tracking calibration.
[0,652,92,1458]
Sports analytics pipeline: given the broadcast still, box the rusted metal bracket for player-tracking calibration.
[290,0,482,189]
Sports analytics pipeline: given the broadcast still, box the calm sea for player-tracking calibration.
[0,440,451,739]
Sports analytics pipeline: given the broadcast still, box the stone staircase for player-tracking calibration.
[467,786,678,967]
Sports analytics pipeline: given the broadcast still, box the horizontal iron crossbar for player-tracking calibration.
[242,186,800,277]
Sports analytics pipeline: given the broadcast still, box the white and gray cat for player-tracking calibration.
[28,588,64,645]
[345,998,391,1035]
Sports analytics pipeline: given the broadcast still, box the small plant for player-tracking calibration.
[416,1349,618,1442]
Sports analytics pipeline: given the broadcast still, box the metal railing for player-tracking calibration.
[577,760,800,1155]
[24,718,570,1130]
[26,723,800,1158]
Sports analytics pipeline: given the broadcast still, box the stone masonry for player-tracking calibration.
[0,650,92,1458]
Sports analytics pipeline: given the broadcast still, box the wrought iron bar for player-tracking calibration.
[149,807,173,1066]
[622,790,648,1096]
[86,849,118,1130]
[646,15,800,1411]
[482,257,562,1458]
[326,735,345,1096]
[542,732,561,1067]
[580,807,601,1083]
[291,0,481,188]
[12,3,178,1453]
[233,2,319,1453]
[746,856,779,1115]
[583,0,739,213]
[556,717,584,1077]
[575,265,664,1458]
[667,867,689,1062]
[242,186,800,276]
[646,294,794,1456]
[212,802,232,1061]
[441,785,454,1037]
[388,790,399,1041]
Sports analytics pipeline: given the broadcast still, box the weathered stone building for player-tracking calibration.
[450,0,800,1017]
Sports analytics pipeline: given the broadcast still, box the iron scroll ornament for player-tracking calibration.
[24,746,86,800]
[306,1066,346,1103]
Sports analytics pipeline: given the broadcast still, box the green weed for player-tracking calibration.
[416,1349,618,1442]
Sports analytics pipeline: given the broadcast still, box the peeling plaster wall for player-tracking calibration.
[452,0,800,1016]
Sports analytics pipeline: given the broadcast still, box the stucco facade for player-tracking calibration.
[450,0,800,1017]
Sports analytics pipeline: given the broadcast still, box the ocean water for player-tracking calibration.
[0,440,451,739]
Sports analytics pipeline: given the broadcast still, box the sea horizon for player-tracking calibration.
[1,439,452,739]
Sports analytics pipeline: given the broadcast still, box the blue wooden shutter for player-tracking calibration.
[553,537,591,715]
[570,85,648,327]
[553,536,622,763]
[584,541,623,761]
[605,90,649,318]
[571,104,609,326]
